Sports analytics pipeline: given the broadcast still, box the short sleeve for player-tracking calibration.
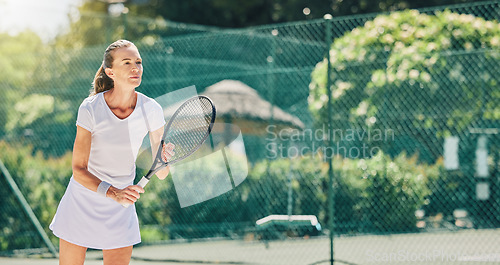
[141,96,166,132]
[148,101,166,132]
[76,100,95,133]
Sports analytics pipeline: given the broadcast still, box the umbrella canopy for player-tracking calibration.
[202,80,305,135]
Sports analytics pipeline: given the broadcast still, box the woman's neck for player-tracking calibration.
[104,88,137,110]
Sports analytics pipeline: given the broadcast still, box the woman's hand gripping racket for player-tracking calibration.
[122,95,216,207]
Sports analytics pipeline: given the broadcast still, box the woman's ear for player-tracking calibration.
[104,68,114,79]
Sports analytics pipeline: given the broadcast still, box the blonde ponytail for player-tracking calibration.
[90,64,114,96]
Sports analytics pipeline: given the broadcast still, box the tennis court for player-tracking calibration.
[130,230,500,265]
[2,229,500,264]
[1,1,499,265]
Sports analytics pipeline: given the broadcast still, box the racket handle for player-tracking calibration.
[121,177,150,208]
[137,176,150,188]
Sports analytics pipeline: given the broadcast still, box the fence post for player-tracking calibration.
[324,14,335,265]
[265,28,278,215]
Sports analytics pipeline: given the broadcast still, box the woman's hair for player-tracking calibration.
[90,39,135,96]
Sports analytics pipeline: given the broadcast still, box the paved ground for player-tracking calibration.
[2,229,500,265]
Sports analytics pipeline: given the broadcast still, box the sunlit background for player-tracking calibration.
[0,0,81,41]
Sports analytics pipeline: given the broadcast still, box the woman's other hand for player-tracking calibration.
[161,142,175,163]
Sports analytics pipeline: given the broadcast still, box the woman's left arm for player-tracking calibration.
[149,127,172,180]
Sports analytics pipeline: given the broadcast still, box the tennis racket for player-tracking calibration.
[123,95,216,207]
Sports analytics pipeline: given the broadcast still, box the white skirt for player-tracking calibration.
[50,177,141,249]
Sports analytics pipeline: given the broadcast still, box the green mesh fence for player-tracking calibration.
[1,1,499,264]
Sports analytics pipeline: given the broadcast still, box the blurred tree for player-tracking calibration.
[54,1,211,49]
[0,141,72,251]
[53,0,482,47]
[54,1,127,47]
[126,0,478,27]
[0,28,99,156]
[49,0,479,31]
[0,31,45,139]
[309,9,500,163]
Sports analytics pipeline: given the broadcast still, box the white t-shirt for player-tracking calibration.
[76,91,165,188]
[50,91,165,249]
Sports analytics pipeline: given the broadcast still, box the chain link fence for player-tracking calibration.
[1,1,499,264]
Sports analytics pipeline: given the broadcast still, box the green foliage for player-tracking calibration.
[246,152,440,234]
[128,0,478,28]
[246,155,325,219]
[351,152,438,232]
[309,9,500,162]
[331,152,441,233]
[0,31,43,87]
[0,33,92,156]
[54,2,206,49]
[0,141,72,250]
[0,32,46,138]
[7,94,55,131]
[310,9,500,121]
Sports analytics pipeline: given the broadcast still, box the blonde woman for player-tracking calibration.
[50,40,173,264]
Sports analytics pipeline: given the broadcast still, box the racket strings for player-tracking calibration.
[164,97,214,162]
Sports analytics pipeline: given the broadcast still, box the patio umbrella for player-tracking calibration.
[202,80,305,135]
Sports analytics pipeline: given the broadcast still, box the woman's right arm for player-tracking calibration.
[72,125,144,204]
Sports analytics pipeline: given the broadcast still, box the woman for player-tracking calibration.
[50,40,173,264]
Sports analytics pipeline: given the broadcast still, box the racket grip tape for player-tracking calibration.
[121,177,150,208]
[137,177,150,188]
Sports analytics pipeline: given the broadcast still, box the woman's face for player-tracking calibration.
[106,45,143,88]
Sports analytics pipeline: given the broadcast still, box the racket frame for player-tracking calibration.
[122,95,215,207]
[137,95,216,187]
